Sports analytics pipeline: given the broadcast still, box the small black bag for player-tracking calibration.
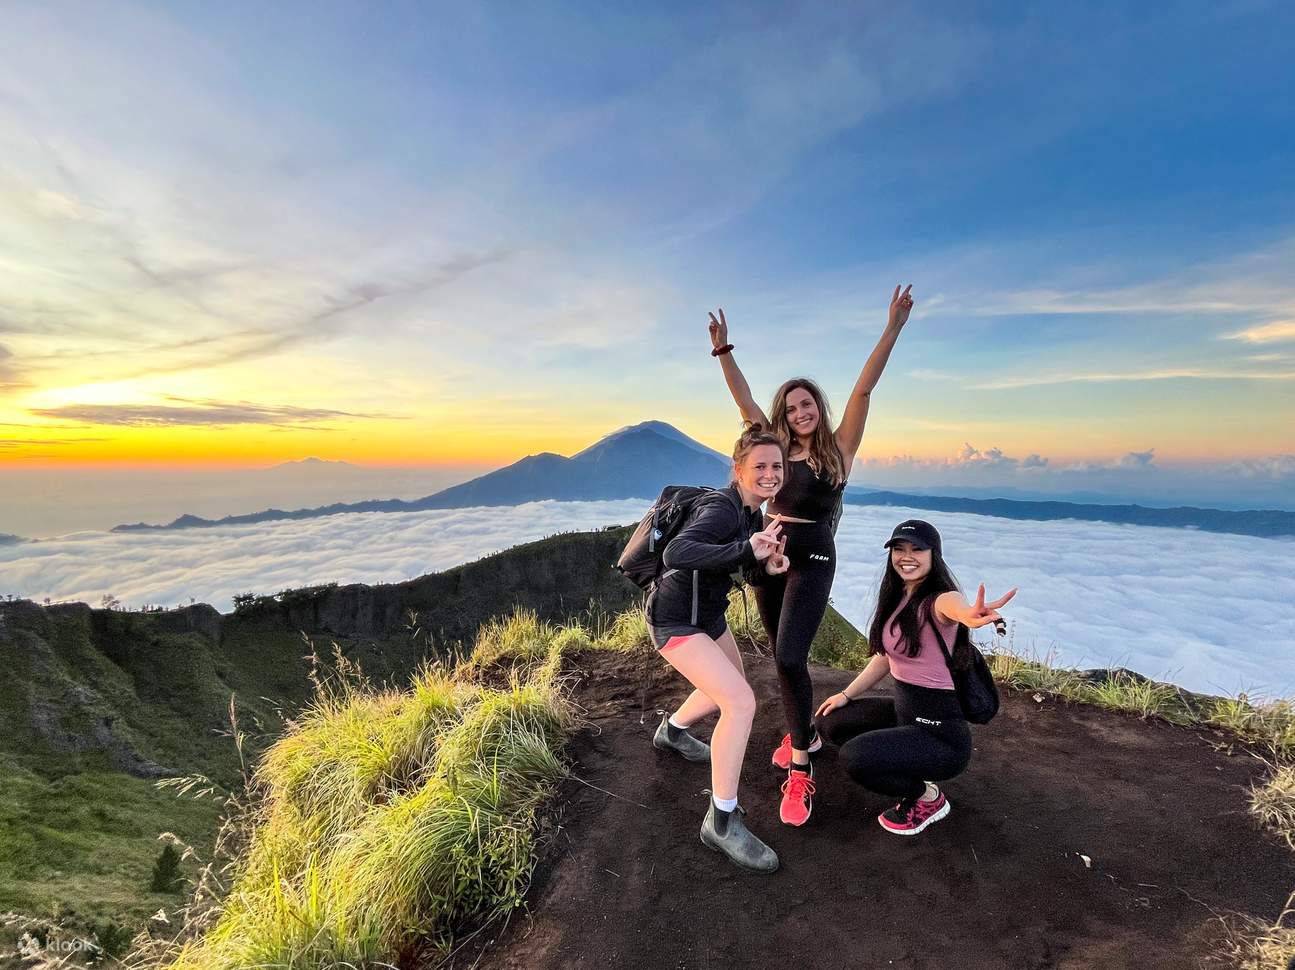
[615,486,738,590]
[928,613,1000,725]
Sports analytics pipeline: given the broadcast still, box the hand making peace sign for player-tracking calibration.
[708,308,729,350]
[748,517,783,561]
[887,284,915,330]
[964,583,1018,631]
[764,535,789,576]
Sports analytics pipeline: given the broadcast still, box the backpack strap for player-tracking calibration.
[924,596,958,674]
[690,487,745,627]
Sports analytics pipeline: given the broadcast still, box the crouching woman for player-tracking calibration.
[648,424,789,872]
[813,519,1016,836]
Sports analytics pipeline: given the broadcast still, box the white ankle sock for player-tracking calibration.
[668,715,689,730]
[920,782,939,803]
[712,794,738,813]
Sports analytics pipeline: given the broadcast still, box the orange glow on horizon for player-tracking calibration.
[1,397,1285,469]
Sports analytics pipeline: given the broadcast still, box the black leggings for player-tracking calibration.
[755,521,835,750]
[813,680,971,800]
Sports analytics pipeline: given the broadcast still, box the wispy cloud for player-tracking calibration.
[1223,320,1295,344]
[0,343,30,394]
[29,397,389,428]
[947,237,1295,323]
[968,367,1295,390]
[0,437,107,447]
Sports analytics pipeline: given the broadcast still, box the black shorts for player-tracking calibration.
[647,616,729,652]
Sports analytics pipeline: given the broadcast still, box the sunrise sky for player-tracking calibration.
[3,2,1293,506]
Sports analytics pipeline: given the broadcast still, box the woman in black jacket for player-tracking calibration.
[648,424,789,872]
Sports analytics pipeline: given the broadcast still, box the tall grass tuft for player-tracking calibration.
[1216,890,1295,970]
[463,609,558,672]
[1209,697,1295,760]
[1251,760,1295,852]
[1078,671,1194,725]
[140,618,579,970]
[725,588,767,650]
[594,606,650,652]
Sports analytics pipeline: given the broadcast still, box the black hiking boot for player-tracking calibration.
[652,714,711,763]
[700,803,779,873]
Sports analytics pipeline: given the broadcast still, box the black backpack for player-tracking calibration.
[928,611,1000,725]
[615,486,740,590]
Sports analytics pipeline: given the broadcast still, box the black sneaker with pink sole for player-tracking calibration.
[878,789,951,835]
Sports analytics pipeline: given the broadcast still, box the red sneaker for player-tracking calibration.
[771,732,822,770]
[877,790,951,835]
[779,769,816,826]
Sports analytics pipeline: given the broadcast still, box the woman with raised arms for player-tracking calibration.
[814,519,1017,835]
[707,285,914,827]
[647,424,790,872]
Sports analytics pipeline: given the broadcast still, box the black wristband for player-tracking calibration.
[711,344,734,357]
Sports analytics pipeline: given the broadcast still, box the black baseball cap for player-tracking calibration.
[883,519,942,555]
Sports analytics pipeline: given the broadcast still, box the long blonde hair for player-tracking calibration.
[768,378,846,487]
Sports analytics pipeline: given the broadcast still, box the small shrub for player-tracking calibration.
[149,843,184,893]
[93,921,135,960]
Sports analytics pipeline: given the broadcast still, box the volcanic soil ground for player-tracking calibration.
[450,649,1292,970]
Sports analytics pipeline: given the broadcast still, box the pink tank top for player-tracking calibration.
[881,594,958,691]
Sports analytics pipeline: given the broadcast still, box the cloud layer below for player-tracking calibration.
[0,500,1290,699]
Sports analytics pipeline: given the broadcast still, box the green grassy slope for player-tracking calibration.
[0,758,220,931]
[0,524,867,946]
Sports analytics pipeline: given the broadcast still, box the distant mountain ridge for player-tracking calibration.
[112,422,729,533]
[110,421,1295,538]
[842,489,1290,538]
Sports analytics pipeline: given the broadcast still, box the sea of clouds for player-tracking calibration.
[1,500,1291,699]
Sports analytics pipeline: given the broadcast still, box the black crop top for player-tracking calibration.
[767,458,845,521]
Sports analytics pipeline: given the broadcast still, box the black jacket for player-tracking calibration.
[647,487,766,629]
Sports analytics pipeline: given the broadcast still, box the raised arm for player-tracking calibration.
[708,308,770,427]
[833,285,914,474]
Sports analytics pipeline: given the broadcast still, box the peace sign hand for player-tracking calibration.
[765,536,789,575]
[887,284,915,330]
[749,517,783,561]
[708,308,729,350]
[965,583,1018,632]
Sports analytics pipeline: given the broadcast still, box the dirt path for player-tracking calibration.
[453,650,1292,970]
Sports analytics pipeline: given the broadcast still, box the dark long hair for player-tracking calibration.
[867,543,973,670]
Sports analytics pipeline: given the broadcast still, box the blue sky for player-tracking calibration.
[1,0,1293,507]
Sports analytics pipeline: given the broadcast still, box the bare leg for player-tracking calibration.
[670,626,744,727]
[660,632,756,801]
